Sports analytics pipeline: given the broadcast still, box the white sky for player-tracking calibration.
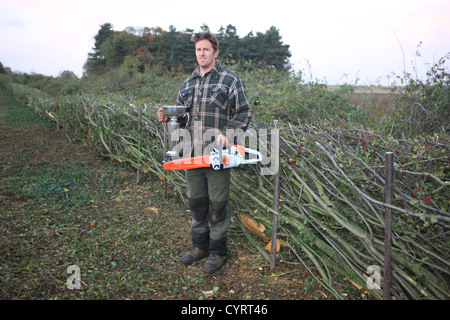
[1,0,449,85]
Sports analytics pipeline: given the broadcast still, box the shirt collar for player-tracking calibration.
[190,62,221,81]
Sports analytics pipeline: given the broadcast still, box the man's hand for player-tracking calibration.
[158,107,168,123]
[216,133,228,148]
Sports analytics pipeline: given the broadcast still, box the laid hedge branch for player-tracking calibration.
[7,84,449,300]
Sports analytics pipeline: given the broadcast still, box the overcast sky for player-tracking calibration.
[1,0,449,85]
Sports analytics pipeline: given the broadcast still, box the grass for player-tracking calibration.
[0,86,364,300]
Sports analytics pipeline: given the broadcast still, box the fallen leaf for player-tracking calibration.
[278,239,289,247]
[264,239,289,252]
[202,290,214,297]
[265,240,280,252]
[240,212,266,237]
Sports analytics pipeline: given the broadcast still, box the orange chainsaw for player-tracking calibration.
[163,144,262,171]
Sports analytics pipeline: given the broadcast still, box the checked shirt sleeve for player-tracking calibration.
[223,76,252,132]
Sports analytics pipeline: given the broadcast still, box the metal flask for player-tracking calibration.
[162,105,189,162]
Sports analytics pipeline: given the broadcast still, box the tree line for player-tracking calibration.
[83,23,291,77]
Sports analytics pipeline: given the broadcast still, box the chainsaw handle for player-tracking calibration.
[241,147,263,164]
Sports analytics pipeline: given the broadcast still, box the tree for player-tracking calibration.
[215,25,291,70]
[262,26,291,70]
[177,28,196,72]
[84,23,114,76]
[0,61,7,74]
[100,31,140,70]
[82,24,292,77]
[156,26,197,73]
[241,32,259,63]
[216,24,240,62]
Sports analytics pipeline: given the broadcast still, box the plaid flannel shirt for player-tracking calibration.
[177,63,252,154]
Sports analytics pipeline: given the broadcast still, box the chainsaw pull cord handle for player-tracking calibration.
[218,140,223,169]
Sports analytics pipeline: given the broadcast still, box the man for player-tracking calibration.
[158,31,251,273]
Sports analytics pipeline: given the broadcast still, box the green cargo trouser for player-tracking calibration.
[185,167,231,256]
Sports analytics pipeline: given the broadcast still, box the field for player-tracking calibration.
[330,86,400,106]
[1,54,449,301]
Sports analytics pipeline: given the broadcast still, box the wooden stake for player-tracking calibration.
[163,121,168,199]
[270,120,280,271]
[384,152,393,300]
[136,107,142,183]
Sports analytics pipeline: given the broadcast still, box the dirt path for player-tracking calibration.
[0,87,338,302]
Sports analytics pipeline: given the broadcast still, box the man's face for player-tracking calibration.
[195,39,219,73]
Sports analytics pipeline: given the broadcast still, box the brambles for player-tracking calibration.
[234,118,449,300]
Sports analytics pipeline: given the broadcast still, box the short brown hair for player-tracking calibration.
[191,31,219,52]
